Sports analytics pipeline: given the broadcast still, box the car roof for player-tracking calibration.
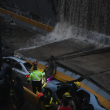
[47,80,63,85]
[3,56,27,64]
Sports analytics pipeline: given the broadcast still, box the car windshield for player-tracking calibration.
[23,62,32,73]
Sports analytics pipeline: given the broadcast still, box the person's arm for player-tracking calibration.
[28,73,32,81]
[41,72,45,78]
[66,77,84,84]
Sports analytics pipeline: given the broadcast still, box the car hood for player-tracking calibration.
[44,80,62,93]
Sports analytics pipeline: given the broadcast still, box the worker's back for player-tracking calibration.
[43,91,53,110]
[29,70,45,81]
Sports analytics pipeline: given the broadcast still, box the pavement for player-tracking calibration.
[1,15,110,95]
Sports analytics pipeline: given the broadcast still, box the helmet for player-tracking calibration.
[32,61,37,65]
[63,92,72,97]
[74,81,81,88]
[37,93,43,99]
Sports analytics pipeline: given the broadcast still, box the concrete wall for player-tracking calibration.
[0,0,56,26]
[59,0,110,36]
[0,8,53,32]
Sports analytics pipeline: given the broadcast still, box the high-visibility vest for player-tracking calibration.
[28,70,45,81]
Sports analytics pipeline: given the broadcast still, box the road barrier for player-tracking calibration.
[24,87,45,110]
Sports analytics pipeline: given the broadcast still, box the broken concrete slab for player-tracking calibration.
[18,38,95,60]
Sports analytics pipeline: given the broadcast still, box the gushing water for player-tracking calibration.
[18,0,110,51]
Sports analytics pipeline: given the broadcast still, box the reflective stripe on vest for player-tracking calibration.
[32,72,40,81]
[45,97,53,107]
[56,101,58,104]
[10,90,13,96]
[45,105,50,107]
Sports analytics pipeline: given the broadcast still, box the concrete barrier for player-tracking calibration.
[0,8,53,32]
[24,87,45,110]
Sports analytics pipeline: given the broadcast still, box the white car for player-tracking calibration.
[3,56,32,86]
[42,80,106,110]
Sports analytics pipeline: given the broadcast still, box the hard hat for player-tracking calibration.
[74,81,81,88]
[37,93,43,99]
[63,92,72,97]
[32,61,37,65]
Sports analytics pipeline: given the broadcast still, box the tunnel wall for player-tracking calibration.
[0,8,53,32]
[0,0,56,26]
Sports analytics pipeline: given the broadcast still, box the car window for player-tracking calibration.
[23,62,32,72]
[56,86,70,99]
[77,90,90,103]
[3,58,18,65]
[14,63,22,70]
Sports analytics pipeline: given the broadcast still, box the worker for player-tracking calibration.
[68,81,81,98]
[30,61,38,73]
[13,77,25,110]
[58,98,72,110]
[37,93,44,110]
[51,92,76,110]
[0,75,11,110]
[28,66,45,94]
[43,91,54,110]
[63,92,76,110]
[81,98,94,110]
[68,81,81,110]
[0,59,14,80]
[45,55,56,82]
[37,91,55,110]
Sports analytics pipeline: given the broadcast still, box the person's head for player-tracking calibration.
[32,61,37,66]
[74,81,81,88]
[63,92,72,98]
[83,98,89,105]
[33,65,37,70]
[62,98,69,107]
[37,93,44,101]
[50,55,55,61]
